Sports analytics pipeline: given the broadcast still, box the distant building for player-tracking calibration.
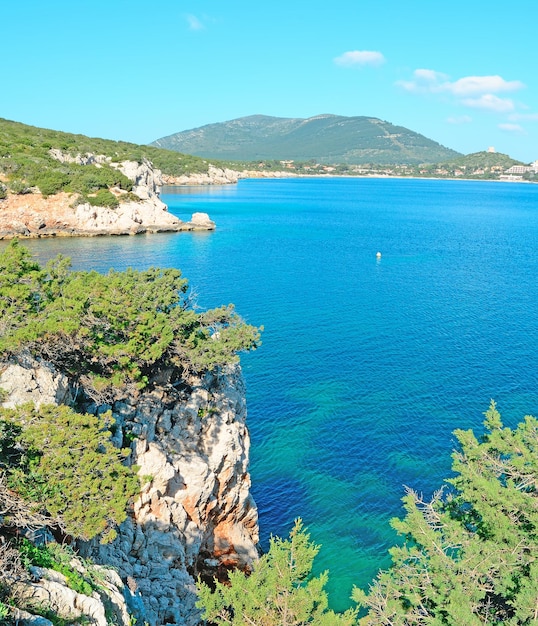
[487,146,496,153]
[505,164,538,174]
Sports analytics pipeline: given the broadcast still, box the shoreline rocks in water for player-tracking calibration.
[0,157,216,239]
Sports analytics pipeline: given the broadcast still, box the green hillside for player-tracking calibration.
[441,150,523,169]
[151,114,462,165]
[0,117,234,202]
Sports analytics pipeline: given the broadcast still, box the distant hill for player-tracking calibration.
[151,114,462,165]
[438,151,523,169]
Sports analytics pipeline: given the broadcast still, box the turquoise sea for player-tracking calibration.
[14,177,538,611]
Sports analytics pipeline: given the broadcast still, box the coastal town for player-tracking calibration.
[255,149,538,182]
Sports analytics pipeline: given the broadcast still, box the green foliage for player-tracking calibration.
[1,403,138,542]
[0,116,225,191]
[354,401,538,625]
[151,114,461,165]
[0,241,261,389]
[8,178,31,194]
[0,240,45,343]
[196,519,357,625]
[83,188,120,209]
[33,170,71,197]
[18,540,96,596]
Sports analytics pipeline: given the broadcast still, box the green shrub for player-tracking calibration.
[3,403,139,542]
[8,179,30,194]
[19,540,95,596]
[0,241,261,388]
[354,402,538,625]
[33,171,70,197]
[84,188,119,209]
[197,519,357,625]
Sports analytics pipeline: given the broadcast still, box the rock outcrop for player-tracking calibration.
[13,563,133,626]
[0,155,216,238]
[163,165,300,187]
[0,356,258,626]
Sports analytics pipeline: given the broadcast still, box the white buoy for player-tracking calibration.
[376,251,382,259]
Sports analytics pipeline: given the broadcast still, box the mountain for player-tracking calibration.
[151,114,462,165]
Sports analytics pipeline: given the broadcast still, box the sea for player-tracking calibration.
[10,177,538,611]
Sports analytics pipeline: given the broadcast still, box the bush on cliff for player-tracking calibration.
[82,188,120,208]
[0,403,138,543]
[0,241,261,396]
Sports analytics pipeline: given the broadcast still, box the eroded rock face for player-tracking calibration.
[0,156,215,238]
[0,352,73,408]
[14,564,133,626]
[0,356,258,626]
[81,365,258,625]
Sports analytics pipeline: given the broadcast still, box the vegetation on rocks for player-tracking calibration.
[1,403,137,543]
[0,117,242,200]
[0,240,261,397]
[0,239,261,623]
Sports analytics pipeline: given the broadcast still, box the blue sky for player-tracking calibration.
[3,1,537,162]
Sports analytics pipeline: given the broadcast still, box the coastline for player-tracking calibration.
[0,170,531,240]
[0,191,216,241]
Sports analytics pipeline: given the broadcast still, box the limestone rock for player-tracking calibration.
[73,196,182,234]
[0,156,216,238]
[82,364,258,626]
[115,159,163,201]
[1,357,258,626]
[14,562,133,626]
[190,212,216,229]
[0,354,73,409]
[163,164,242,186]
[10,608,54,626]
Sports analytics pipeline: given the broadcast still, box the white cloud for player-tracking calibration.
[397,69,526,116]
[462,94,515,113]
[186,14,204,30]
[447,115,473,124]
[397,70,525,97]
[414,69,448,82]
[508,112,538,121]
[334,50,385,67]
[397,69,449,92]
[498,123,525,133]
[444,75,524,96]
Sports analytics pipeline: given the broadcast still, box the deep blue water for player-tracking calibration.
[12,177,538,611]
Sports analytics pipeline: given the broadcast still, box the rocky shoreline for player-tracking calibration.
[0,157,216,239]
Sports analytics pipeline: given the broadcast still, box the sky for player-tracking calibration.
[2,1,538,163]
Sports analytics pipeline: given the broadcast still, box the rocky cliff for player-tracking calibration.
[0,355,259,626]
[0,154,216,238]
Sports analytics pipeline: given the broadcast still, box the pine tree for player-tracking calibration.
[353,401,538,625]
[197,519,357,625]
